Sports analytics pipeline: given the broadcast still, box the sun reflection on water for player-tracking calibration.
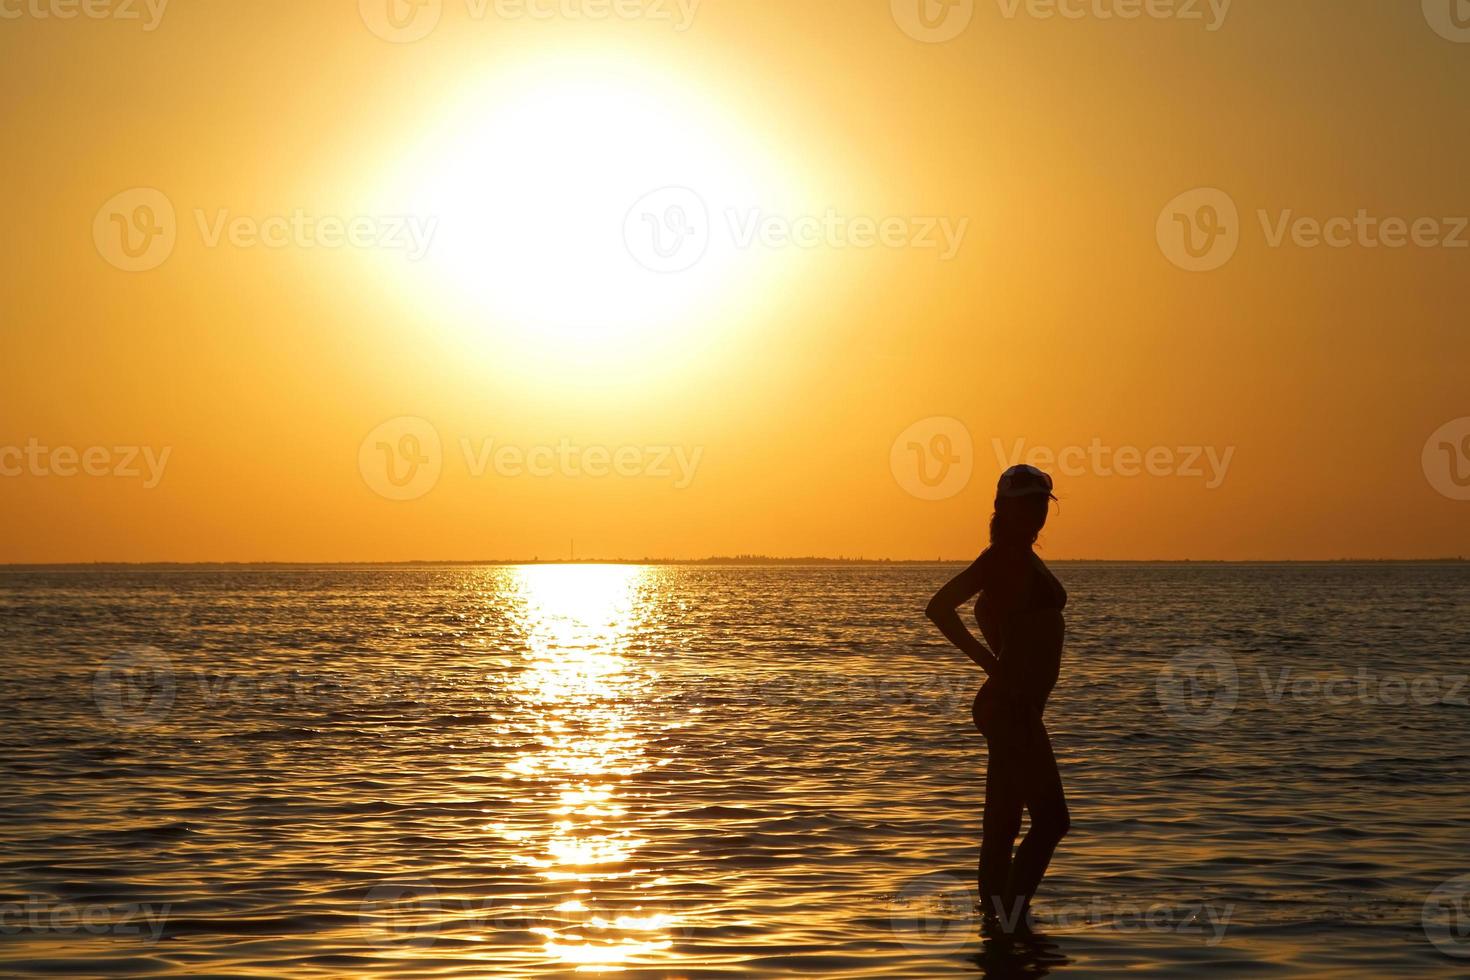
[491,565,679,972]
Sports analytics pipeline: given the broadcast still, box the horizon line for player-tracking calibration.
[1,556,1467,569]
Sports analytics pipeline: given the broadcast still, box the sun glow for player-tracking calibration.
[382,56,796,347]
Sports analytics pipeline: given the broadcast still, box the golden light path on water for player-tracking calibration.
[488,565,678,973]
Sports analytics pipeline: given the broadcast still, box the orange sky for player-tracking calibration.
[2,0,1468,562]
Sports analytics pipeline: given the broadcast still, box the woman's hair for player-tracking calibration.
[988,494,1051,547]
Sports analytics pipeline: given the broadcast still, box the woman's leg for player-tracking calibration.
[1004,714,1070,925]
[978,724,1026,922]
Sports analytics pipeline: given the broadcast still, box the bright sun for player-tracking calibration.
[385,57,792,341]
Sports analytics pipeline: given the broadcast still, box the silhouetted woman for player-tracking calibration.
[925,464,1069,933]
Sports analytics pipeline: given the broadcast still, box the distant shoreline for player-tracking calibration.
[1,557,1466,570]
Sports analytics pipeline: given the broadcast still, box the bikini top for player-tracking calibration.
[979,545,1067,613]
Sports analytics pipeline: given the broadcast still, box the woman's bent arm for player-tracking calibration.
[925,558,1001,675]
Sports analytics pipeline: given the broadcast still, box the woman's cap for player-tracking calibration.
[997,464,1055,499]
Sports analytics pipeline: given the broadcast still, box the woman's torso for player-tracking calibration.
[975,547,1066,708]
